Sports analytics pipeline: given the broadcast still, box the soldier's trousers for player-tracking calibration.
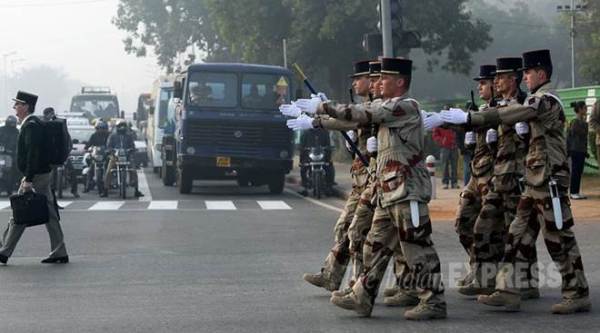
[320,187,362,289]
[455,173,491,274]
[471,175,537,287]
[347,180,412,290]
[496,183,589,299]
[352,201,445,307]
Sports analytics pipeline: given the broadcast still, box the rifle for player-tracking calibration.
[293,63,369,168]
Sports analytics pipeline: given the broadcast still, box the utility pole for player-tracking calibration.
[283,39,288,68]
[380,0,393,57]
[557,0,587,88]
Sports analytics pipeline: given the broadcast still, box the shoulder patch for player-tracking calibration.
[542,92,565,110]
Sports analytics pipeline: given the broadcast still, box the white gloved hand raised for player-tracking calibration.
[279,102,302,118]
[366,136,378,153]
[286,114,315,131]
[423,112,444,130]
[440,108,468,124]
[515,122,529,136]
[486,129,498,144]
[294,97,322,115]
[310,92,329,102]
[465,131,476,145]
[345,130,356,151]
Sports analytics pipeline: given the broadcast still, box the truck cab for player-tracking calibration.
[172,63,294,194]
[69,86,120,121]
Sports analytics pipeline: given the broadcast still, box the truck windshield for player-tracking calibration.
[241,74,290,110]
[71,95,119,119]
[187,72,237,108]
[158,88,173,128]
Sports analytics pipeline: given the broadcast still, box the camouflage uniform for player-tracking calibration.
[306,114,370,290]
[454,104,495,284]
[318,95,446,316]
[471,81,589,308]
[469,96,537,289]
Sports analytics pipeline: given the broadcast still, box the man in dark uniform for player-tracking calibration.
[0,91,69,264]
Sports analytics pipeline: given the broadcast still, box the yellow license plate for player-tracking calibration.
[216,156,231,168]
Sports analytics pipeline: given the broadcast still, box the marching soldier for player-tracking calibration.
[441,49,590,314]
[460,57,538,298]
[298,60,374,292]
[285,58,446,320]
[453,64,498,288]
[334,60,416,308]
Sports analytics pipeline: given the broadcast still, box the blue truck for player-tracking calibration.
[172,63,295,194]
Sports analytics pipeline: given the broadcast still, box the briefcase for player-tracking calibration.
[10,192,49,227]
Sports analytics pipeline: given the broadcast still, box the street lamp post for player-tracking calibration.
[557,0,587,88]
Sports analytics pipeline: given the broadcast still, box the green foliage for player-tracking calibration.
[113,0,491,95]
[578,0,600,84]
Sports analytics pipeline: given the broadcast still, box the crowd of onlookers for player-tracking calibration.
[430,101,600,198]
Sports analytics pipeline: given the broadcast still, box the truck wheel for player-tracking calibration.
[178,167,192,194]
[268,174,285,194]
[162,165,175,186]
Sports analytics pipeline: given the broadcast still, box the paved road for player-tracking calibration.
[0,168,598,332]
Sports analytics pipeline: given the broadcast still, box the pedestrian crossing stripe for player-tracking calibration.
[88,201,126,211]
[0,200,298,211]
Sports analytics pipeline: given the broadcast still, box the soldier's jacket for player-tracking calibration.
[317,94,431,207]
[470,103,496,178]
[470,82,569,187]
[489,96,528,191]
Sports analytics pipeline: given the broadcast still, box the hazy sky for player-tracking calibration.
[0,0,162,114]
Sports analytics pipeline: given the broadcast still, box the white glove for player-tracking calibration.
[465,131,476,145]
[294,97,321,115]
[286,114,315,131]
[366,136,378,153]
[279,102,301,118]
[420,110,431,119]
[486,129,498,144]
[440,108,468,124]
[515,122,529,136]
[345,130,356,151]
[310,92,329,102]
[423,112,444,130]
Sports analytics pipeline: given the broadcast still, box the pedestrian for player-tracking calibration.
[432,125,458,189]
[0,91,69,265]
[567,101,589,199]
[441,49,590,314]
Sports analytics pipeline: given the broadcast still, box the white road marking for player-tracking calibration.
[137,169,152,202]
[0,201,10,210]
[89,201,125,211]
[205,201,237,210]
[257,200,292,210]
[148,200,178,210]
[284,189,344,213]
[57,201,73,208]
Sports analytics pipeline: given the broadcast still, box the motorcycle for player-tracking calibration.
[301,146,332,199]
[0,144,16,195]
[109,148,135,199]
[83,146,107,196]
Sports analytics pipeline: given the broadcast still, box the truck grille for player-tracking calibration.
[185,121,292,156]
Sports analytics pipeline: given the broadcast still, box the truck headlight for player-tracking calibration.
[186,147,196,155]
[279,150,289,159]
